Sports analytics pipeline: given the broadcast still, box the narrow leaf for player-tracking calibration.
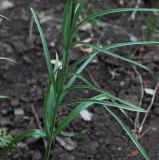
[75,41,149,71]
[2,129,46,160]
[53,52,59,80]
[0,15,9,20]
[105,107,150,160]
[67,41,158,90]
[62,0,73,48]
[76,8,159,30]
[71,41,159,72]
[54,94,107,137]
[74,0,87,22]
[65,73,147,111]
[0,57,16,63]
[0,95,9,99]
[10,129,46,144]
[43,82,55,138]
[61,99,146,112]
[31,8,55,85]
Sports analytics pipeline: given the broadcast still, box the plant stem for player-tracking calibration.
[44,139,52,160]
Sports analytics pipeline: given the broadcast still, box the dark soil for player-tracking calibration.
[1,0,159,160]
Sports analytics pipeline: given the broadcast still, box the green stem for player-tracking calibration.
[44,139,52,160]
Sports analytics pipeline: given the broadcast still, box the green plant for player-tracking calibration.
[0,128,13,148]
[134,11,159,41]
[2,1,159,160]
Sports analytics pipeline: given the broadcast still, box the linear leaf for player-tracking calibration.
[61,0,74,75]
[103,41,159,50]
[0,15,9,20]
[64,84,93,93]
[0,95,9,99]
[105,107,150,160]
[74,0,87,22]
[31,8,55,85]
[65,73,147,111]
[74,41,149,71]
[43,82,55,138]
[61,99,146,112]
[0,136,12,147]
[0,57,16,63]
[66,53,96,89]
[76,8,159,30]
[10,129,46,144]
[54,94,107,137]
[2,129,46,160]
[69,41,156,91]
[67,41,158,89]
[53,52,59,80]
[62,0,74,48]
[71,41,159,72]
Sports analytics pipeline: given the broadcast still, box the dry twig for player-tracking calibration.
[139,80,159,134]
[87,69,134,124]
[30,105,47,148]
[133,66,144,133]
[129,0,142,21]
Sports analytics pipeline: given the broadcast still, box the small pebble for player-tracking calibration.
[79,22,92,31]
[80,109,93,121]
[14,108,24,116]
[56,137,77,151]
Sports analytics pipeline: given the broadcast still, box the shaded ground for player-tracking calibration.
[0,0,159,159]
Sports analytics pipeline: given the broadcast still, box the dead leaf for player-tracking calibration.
[56,137,77,151]
[74,38,93,53]
[51,59,62,69]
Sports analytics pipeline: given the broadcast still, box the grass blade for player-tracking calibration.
[75,41,149,71]
[0,137,13,147]
[0,57,16,63]
[105,107,150,160]
[66,53,96,89]
[30,8,55,85]
[0,15,9,20]
[43,82,55,138]
[71,41,159,72]
[0,95,9,99]
[67,40,159,89]
[76,8,159,30]
[74,0,87,22]
[9,129,46,145]
[61,0,75,74]
[103,41,159,50]
[54,94,108,137]
[53,52,59,80]
[67,41,158,89]
[65,73,147,111]
[62,0,74,48]
[61,99,146,112]
[2,129,46,160]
